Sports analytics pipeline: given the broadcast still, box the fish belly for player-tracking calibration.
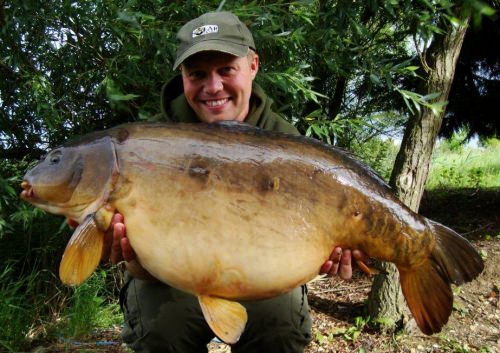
[116,185,334,300]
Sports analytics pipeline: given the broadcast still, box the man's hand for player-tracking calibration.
[101,213,136,264]
[319,247,366,280]
[101,213,134,264]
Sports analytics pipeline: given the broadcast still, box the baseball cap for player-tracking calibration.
[173,11,256,70]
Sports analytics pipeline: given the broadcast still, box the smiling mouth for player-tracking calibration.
[203,98,229,107]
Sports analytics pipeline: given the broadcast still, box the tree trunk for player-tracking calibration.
[367,17,469,331]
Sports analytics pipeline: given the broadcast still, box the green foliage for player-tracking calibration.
[304,112,364,146]
[427,138,500,189]
[397,88,448,117]
[452,301,469,317]
[480,136,500,148]
[3,0,485,159]
[0,265,39,352]
[438,335,473,353]
[332,316,369,342]
[350,138,399,182]
[439,126,470,153]
[315,316,370,345]
[371,316,397,331]
[289,1,417,143]
[1,0,495,156]
[483,233,500,241]
[61,271,122,338]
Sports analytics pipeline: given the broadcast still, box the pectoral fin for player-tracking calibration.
[94,205,115,230]
[198,295,247,344]
[59,214,104,286]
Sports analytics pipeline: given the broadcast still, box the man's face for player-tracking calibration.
[181,51,259,123]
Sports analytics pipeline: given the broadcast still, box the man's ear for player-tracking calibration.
[250,53,259,80]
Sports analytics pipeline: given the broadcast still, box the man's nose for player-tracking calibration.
[204,73,223,94]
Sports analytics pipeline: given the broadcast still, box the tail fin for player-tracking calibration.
[428,221,484,284]
[399,220,484,335]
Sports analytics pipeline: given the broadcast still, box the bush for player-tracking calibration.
[480,136,500,149]
[350,138,399,182]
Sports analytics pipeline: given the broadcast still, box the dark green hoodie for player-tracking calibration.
[157,75,299,136]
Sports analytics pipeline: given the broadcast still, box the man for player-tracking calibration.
[103,11,364,353]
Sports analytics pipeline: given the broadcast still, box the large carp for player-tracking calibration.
[20,122,483,343]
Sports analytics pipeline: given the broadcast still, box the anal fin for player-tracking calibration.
[59,214,104,286]
[198,295,247,344]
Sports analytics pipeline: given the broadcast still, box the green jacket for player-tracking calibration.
[157,75,299,136]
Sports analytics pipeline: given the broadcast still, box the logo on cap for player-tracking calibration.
[192,25,219,38]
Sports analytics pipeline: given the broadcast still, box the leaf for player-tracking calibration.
[274,31,291,37]
[351,330,361,340]
[370,73,381,85]
[315,331,325,344]
[422,92,441,101]
[108,92,140,101]
[117,11,140,28]
[105,78,140,102]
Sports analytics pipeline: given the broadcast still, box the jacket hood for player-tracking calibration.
[160,75,198,123]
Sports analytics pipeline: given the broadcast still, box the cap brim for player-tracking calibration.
[173,40,249,70]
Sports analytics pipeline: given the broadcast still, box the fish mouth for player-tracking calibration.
[20,180,34,199]
[20,180,43,205]
[20,180,83,219]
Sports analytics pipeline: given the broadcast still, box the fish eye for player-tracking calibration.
[49,150,62,165]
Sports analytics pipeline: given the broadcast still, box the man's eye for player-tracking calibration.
[220,67,234,75]
[189,71,205,79]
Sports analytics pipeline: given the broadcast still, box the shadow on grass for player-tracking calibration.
[308,293,366,322]
[420,187,500,239]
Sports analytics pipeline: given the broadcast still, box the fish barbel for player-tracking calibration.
[20,122,484,343]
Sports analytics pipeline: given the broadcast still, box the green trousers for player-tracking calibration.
[120,275,312,353]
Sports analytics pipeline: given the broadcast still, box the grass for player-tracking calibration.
[353,136,500,190]
[0,265,40,352]
[60,270,123,339]
[426,140,500,190]
[0,266,122,352]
